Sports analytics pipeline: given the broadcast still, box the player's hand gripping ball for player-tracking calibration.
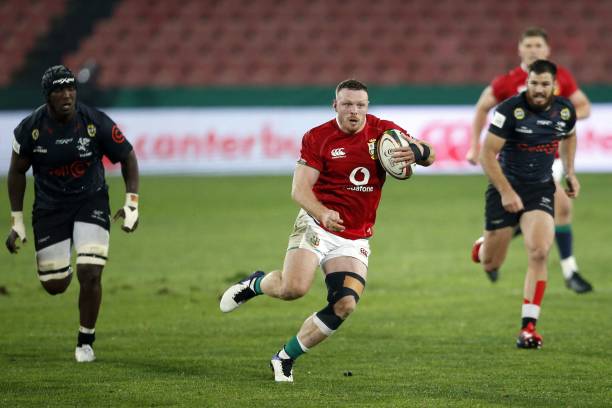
[376,129,415,180]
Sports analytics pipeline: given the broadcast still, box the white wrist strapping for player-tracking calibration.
[122,193,139,229]
[11,211,27,240]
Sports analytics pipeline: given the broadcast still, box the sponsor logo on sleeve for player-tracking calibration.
[491,111,506,128]
[111,125,125,144]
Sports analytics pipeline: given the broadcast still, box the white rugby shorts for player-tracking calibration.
[287,209,370,267]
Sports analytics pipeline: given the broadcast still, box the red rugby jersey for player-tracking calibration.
[491,65,578,102]
[299,114,406,240]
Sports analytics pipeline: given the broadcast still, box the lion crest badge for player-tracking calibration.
[368,138,377,160]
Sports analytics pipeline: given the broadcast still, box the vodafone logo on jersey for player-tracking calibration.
[331,147,346,158]
[347,167,374,192]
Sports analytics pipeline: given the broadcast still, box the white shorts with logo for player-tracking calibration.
[287,209,370,267]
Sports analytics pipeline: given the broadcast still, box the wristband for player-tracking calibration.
[421,143,430,161]
[11,210,27,240]
[125,193,139,209]
[11,211,23,225]
[409,143,423,162]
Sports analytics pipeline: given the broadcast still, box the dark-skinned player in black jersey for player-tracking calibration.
[5,65,140,362]
[472,60,579,349]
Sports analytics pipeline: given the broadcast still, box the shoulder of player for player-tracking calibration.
[555,65,574,77]
[492,66,522,83]
[16,104,46,130]
[304,118,338,139]
[553,95,574,110]
[497,93,524,111]
[76,102,110,124]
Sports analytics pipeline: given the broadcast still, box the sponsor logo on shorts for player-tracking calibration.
[331,148,346,158]
[37,236,51,244]
[539,196,553,211]
[307,230,320,247]
[360,248,369,257]
[91,210,108,223]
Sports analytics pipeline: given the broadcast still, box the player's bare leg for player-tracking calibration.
[77,264,103,331]
[260,249,319,299]
[74,264,103,362]
[478,227,514,282]
[220,249,318,312]
[271,257,367,382]
[517,211,554,348]
[553,183,592,293]
[40,275,72,295]
[73,222,109,362]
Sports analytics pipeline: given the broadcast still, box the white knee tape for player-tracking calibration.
[76,244,109,265]
[37,260,72,282]
[36,239,71,281]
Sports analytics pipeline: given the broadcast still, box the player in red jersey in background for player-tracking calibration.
[466,27,593,293]
[220,79,435,382]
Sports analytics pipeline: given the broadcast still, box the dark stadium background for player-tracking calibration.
[1,0,611,109]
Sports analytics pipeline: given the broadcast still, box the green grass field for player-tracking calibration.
[1,174,610,407]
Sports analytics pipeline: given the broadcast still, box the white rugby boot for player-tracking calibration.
[75,344,96,362]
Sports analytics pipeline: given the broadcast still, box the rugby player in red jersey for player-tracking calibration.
[220,79,435,382]
[467,27,592,293]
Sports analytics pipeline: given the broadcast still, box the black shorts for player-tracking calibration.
[484,181,555,231]
[32,190,111,251]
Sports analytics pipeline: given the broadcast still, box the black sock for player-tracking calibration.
[521,317,537,329]
[77,331,95,347]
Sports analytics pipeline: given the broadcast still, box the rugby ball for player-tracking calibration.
[377,129,415,180]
